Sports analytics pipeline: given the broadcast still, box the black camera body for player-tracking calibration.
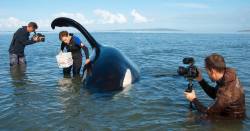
[33,32,45,42]
[177,57,198,109]
[177,57,198,80]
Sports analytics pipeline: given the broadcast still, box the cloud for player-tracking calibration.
[53,12,94,25]
[94,9,127,24]
[0,10,153,31]
[131,9,149,23]
[175,3,209,9]
[0,17,53,31]
[0,17,25,29]
[0,12,94,31]
[36,19,51,28]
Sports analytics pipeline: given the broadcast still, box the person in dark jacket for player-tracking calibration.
[59,31,90,77]
[184,53,246,119]
[9,22,41,67]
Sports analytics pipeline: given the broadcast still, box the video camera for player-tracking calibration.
[177,57,198,81]
[33,32,45,42]
[177,57,199,109]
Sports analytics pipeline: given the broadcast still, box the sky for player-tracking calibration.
[0,0,250,33]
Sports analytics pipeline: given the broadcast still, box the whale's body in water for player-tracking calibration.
[51,17,140,91]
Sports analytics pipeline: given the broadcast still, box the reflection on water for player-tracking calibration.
[10,65,27,87]
[0,33,250,130]
[58,77,82,93]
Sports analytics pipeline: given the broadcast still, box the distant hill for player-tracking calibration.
[238,30,250,32]
[111,28,183,32]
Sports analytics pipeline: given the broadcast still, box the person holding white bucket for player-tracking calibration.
[59,31,90,77]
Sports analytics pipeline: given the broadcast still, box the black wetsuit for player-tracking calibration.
[61,35,89,77]
[8,26,36,66]
[192,68,246,119]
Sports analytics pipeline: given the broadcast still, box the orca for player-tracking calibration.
[51,17,140,91]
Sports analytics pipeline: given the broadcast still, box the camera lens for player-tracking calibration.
[41,37,45,42]
[177,66,188,76]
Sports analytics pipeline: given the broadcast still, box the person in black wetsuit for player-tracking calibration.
[59,31,90,77]
[9,22,41,67]
[184,53,245,119]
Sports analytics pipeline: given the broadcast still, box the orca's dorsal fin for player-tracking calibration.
[51,17,100,49]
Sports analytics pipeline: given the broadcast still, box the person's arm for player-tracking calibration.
[61,42,65,51]
[192,98,207,113]
[15,29,36,45]
[185,90,208,113]
[74,36,89,59]
[81,44,89,59]
[199,79,218,99]
[196,69,218,99]
[192,92,229,115]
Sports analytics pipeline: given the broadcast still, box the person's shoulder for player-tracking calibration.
[73,36,82,45]
[224,68,237,80]
[16,26,26,34]
[73,35,80,40]
[226,67,236,72]
[16,27,23,32]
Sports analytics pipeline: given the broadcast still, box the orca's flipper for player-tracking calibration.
[82,63,93,83]
[83,63,93,76]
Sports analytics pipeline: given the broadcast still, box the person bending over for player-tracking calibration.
[59,31,90,77]
[9,22,42,67]
[185,53,245,119]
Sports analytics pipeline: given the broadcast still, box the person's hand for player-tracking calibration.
[195,68,203,82]
[184,90,196,102]
[85,59,90,64]
[32,36,39,42]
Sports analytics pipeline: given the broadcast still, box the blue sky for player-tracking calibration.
[0,0,250,32]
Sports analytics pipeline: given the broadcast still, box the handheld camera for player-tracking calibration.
[177,57,198,81]
[177,57,199,109]
[33,32,45,42]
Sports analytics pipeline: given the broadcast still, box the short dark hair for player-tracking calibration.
[205,53,226,73]
[28,22,38,29]
[59,31,69,40]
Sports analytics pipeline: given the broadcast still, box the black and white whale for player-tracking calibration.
[51,17,140,91]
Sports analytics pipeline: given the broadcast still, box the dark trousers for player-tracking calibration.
[9,53,26,66]
[63,57,82,77]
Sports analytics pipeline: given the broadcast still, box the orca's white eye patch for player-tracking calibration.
[123,69,132,88]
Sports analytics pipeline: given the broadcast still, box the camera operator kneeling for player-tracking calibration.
[184,53,246,119]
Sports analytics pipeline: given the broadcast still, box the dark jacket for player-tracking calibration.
[9,26,36,57]
[61,35,89,60]
[193,68,246,119]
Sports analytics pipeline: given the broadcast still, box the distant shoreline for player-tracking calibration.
[110,28,183,32]
[0,28,182,33]
[238,30,250,32]
[1,30,250,34]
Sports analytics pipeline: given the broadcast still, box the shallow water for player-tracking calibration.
[0,32,250,130]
